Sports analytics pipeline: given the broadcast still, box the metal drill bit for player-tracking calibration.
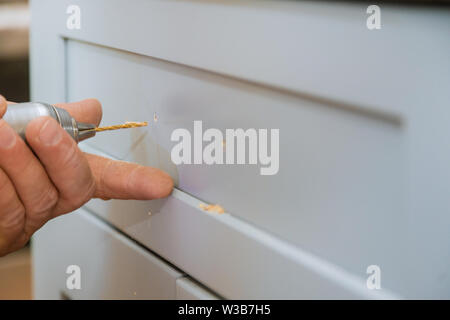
[77,121,148,141]
[94,121,148,132]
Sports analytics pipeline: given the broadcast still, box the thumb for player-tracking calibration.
[0,96,7,118]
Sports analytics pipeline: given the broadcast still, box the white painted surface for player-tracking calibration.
[68,40,405,285]
[81,144,397,299]
[33,208,183,299]
[176,277,218,300]
[31,0,450,299]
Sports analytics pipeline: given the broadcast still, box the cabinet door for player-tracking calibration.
[33,209,183,299]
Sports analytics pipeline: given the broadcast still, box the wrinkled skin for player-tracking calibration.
[0,96,173,256]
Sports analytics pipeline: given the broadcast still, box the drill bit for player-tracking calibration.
[94,121,148,132]
[76,121,148,141]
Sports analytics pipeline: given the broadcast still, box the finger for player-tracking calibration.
[0,119,59,234]
[85,153,173,200]
[55,98,102,126]
[0,95,7,118]
[26,116,96,215]
[0,168,26,256]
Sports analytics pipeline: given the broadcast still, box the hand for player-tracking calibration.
[0,96,173,256]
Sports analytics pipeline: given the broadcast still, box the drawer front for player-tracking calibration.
[33,209,183,299]
[80,145,395,300]
[71,39,404,280]
[176,277,218,300]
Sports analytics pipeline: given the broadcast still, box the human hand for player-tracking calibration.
[0,96,173,256]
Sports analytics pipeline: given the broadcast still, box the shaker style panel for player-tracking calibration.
[69,41,405,285]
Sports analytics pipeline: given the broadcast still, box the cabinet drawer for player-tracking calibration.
[176,277,218,300]
[71,39,405,282]
[79,146,395,300]
[33,209,183,299]
[83,193,395,299]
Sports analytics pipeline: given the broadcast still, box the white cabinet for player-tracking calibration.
[176,277,218,300]
[31,0,450,299]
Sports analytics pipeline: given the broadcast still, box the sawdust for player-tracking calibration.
[199,203,225,214]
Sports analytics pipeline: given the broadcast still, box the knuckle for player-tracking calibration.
[64,178,95,211]
[30,186,59,217]
[59,142,79,170]
[0,204,25,231]
[95,158,114,198]
[125,165,141,192]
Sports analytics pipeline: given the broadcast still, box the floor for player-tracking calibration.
[0,246,32,299]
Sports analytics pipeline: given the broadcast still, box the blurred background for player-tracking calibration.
[0,0,29,102]
[0,0,31,299]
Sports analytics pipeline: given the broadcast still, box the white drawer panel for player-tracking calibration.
[35,0,450,117]
[70,40,405,279]
[78,144,396,300]
[33,209,183,299]
[176,277,218,300]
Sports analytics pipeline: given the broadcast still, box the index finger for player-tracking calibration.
[55,98,103,126]
[85,153,174,200]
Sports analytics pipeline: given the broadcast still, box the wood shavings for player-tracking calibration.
[94,121,148,132]
[199,203,225,214]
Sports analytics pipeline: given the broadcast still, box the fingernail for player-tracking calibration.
[39,118,62,146]
[0,120,16,149]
